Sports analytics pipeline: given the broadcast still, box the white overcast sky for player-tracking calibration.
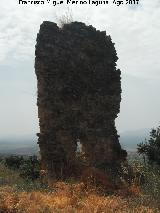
[0,0,160,139]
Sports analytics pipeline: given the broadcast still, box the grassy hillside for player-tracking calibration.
[0,157,160,213]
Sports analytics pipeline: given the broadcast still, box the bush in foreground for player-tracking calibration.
[4,155,40,181]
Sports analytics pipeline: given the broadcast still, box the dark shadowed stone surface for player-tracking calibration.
[35,21,127,179]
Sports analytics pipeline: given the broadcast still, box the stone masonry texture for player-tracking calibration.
[35,21,127,179]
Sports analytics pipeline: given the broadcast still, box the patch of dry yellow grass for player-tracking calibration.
[0,182,159,213]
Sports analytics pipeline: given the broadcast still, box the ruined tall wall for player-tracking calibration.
[35,21,126,179]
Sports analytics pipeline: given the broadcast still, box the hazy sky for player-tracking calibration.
[0,0,160,138]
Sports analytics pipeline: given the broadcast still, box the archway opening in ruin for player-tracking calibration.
[76,138,82,154]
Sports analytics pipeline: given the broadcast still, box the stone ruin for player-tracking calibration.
[35,21,127,179]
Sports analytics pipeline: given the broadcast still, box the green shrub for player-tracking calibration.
[5,155,24,169]
[137,125,160,166]
[4,155,40,181]
[19,156,40,181]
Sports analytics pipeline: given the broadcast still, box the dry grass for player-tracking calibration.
[0,162,160,213]
[0,182,159,213]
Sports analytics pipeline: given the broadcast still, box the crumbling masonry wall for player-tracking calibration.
[35,21,127,179]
